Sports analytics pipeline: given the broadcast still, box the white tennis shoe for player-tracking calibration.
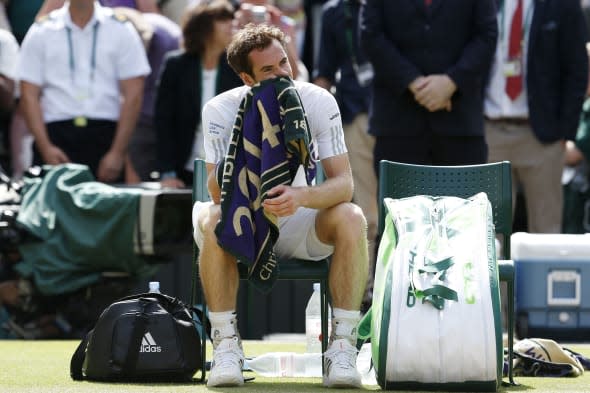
[207,336,245,387]
[323,338,362,388]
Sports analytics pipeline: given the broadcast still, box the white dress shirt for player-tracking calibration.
[484,0,534,119]
[17,2,150,123]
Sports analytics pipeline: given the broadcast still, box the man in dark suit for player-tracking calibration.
[359,0,498,172]
[484,0,588,233]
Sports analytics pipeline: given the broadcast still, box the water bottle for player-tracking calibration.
[244,352,322,377]
[305,282,330,353]
[148,281,160,293]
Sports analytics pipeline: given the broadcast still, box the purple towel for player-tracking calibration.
[215,77,315,292]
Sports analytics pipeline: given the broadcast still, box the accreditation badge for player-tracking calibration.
[503,58,522,78]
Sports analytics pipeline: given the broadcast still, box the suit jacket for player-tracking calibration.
[154,50,242,175]
[524,0,588,143]
[360,0,498,137]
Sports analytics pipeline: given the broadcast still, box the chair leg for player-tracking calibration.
[507,279,516,385]
[191,248,207,383]
[320,278,329,376]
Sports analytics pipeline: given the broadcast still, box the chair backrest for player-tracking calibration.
[378,160,512,259]
[193,159,209,203]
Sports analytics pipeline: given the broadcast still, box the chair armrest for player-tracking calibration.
[498,259,514,282]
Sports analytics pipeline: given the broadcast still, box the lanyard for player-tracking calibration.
[499,0,534,54]
[65,22,100,85]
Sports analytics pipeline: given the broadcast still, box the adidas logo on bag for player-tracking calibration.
[140,332,162,353]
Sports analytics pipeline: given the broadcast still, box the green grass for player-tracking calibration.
[0,340,589,393]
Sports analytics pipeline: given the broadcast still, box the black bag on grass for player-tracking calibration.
[70,292,202,382]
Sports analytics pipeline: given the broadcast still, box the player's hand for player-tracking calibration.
[262,184,301,217]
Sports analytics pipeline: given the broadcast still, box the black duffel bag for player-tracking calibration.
[70,292,202,382]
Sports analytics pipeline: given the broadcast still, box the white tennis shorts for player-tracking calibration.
[192,202,334,260]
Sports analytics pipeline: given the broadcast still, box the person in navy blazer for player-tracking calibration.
[154,0,242,187]
[484,0,588,233]
[359,0,498,172]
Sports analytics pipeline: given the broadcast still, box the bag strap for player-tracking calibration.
[70,330,92,380]
[122,298,150,376]
[409,252,458,310]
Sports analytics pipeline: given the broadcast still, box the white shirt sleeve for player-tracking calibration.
[17,23,45,86]
[202,87,245,164]
[303,84,348,160]
[115,21,151,80]
[0,29,19,80]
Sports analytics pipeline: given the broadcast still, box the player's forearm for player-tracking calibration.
[298,171,353,210]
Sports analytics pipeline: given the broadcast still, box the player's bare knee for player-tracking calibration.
[334,203,367,239]
[201,204,221,239]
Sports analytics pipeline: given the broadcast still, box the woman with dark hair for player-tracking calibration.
[154,0,242,188]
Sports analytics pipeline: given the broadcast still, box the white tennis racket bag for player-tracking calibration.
[359,193,503,391]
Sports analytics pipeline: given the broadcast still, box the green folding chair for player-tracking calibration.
[378,160,516,386]
[190,158,330,381]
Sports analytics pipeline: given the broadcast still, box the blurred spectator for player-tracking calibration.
[303,0,327,72]
[35,0,162,18]
[275,0,305,56]
[0,28,17,173]
[235,0,307,80]
[100,0,160,12]
[115,7,181,183]
[360,0,497,172]
[563,99,590,233]
[154,0,241,188]
[160,0,191,24]
[34,0,180,184]
[313,0,376,307]
[562,42,590,233]
[4,0,59,179]
[0,1,9,31]
[18,0,150,183]
[484,0,588,233]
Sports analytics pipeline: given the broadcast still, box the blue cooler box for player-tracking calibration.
[512,232,590,340]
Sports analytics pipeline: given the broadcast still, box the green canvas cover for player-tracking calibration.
[15,164,157,295]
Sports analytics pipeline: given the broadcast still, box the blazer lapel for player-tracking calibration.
[187,55,201,116]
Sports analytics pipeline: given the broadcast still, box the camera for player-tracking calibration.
[251,5,267,24]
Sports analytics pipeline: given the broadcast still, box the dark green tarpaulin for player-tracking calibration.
[15,164,157,295]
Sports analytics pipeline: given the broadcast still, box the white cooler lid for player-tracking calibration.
[511,232,590,260]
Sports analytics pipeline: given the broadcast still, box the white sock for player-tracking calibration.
[208,311,239,347]
[331,308,360,345]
